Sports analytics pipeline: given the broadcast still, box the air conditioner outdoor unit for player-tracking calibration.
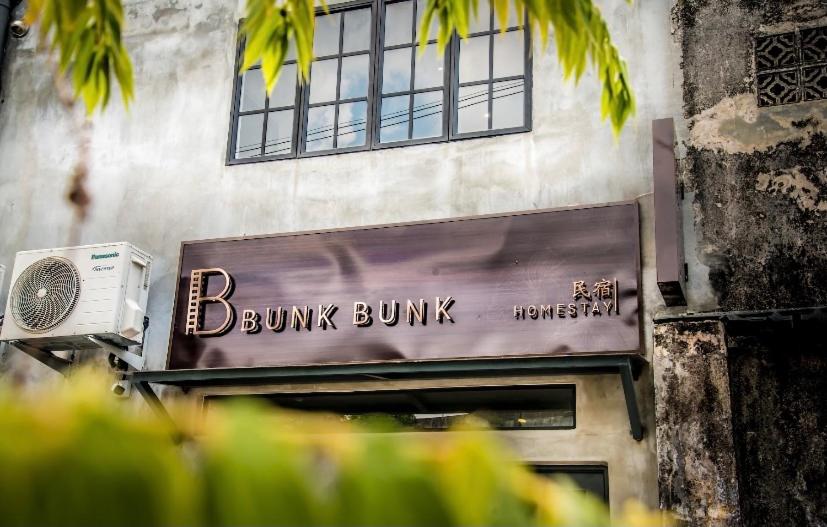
[0,243,151,352]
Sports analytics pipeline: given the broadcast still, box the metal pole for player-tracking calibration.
[0,0,11,85]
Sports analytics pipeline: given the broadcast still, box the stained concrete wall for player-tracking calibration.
[676,0,827,311]
[653,321,740,526]
[0,0,683,514]
[656,2,827,525]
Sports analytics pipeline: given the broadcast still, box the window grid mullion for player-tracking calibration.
[260,69,273,157]
[332,14,346,149]
[407,1,417,140]
[365,0,378,148]
[487,6,494,130]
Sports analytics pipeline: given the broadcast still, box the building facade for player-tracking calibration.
[0,0,825,525]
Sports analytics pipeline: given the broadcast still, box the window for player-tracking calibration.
[533,465,609,505]
[206,385,575,430]
[227,0,531,163]
[754,25,827,107]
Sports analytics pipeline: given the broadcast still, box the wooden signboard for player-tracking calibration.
[167,202,641,370]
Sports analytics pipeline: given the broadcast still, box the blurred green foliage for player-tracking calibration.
[0,369,667,526]
[25,0,133,113]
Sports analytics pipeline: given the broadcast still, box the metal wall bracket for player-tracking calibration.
[86,336,145,371]
[7,341,74,374]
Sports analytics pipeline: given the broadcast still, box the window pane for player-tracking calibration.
[493,5,520,30]
[414,43,443,89]
[265,110,294,155]
[305,104,336,151]
[343,8,371,52]
[385,1,413,47]
[492,80,523,129]
[382,47,412,93]
[493,30,524,78]
[309,59,339,103]
[340,54,370,99]
[412,91,442,139]
[415,0,438,41]
[468,0,491,34]
[270,63,297,108]
[380,94,410,142]
[457,84,489,133]
[459,36,490,83]
[240,68,266,112]
[236,113,264,158]
[337,101,368,147]
[314,13,341,57]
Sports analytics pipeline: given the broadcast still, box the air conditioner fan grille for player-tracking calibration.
[11,257,81,333]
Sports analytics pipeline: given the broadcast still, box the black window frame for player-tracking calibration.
[532,465,610,505]
[299,0,378,157]
[227,0,532,165]
[205,384,575,431]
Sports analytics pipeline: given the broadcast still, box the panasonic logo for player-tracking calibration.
[91,252,119,260]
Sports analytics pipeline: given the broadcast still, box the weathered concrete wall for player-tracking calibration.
[727,324,827,527]
[0,0,680,367]
[676,0,827,310]
[653,320,740,526]
[672,3,827,525]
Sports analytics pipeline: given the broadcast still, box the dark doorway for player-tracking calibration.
[533,465,609,504]
[727,326,827,526]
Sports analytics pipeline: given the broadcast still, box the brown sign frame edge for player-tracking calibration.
[164,199,645,371]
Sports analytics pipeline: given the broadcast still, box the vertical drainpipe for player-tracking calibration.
[0,0,12,86]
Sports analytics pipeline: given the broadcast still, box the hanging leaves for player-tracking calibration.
[240,0,319,95]
[417,0,636,135]
[25,0,134,114]
[28,0,633,133]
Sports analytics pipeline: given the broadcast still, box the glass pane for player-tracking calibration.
[412,91,442,139]
[493,30,524,78]
[343,8,371,52]
[382,47,412,93]
[305,104,336,152]
[459,36,490,83]
[270,63,297,108]
[414,43,443,89]
[415,0,438,41]
[235,113,264,158]
[314,13,341,57]
[340,54,370,99]
[468,0,491,34]
[492,79,523,129]
[337,101,368,147]
[380,94,410,143]
[240,68,266,112]
[457,84,489,133]
[493,4,520,30]
[265,110,294,155]
[385,1,413,47]
[309,59,339,103]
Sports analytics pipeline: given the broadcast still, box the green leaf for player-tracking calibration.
[26,0,134,114]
